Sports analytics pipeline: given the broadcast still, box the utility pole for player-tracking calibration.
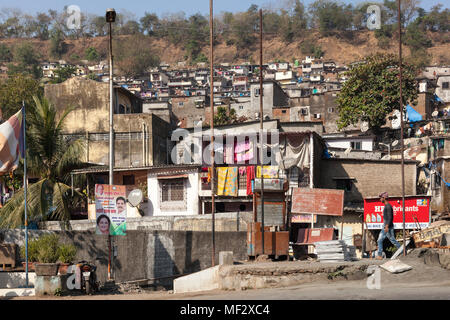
[259,9,265,255]
[209,0,216,267]
[106,8,116,280]
[397,0,406,256]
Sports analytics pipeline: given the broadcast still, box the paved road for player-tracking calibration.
[9,278,450,301]
[167,279,450,300]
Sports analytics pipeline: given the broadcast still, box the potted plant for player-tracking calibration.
[57,243,77,275]
[34,234,61,276]
[20,238,39,271]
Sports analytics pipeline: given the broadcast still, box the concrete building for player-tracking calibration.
[249,80,289,119]
[45,77,170,168]
[436,75,450,105]
[324,135,375,152]
[171,96,207,128]
[147,165,201,216]
[169,119,326,216]
[289,91,341,133]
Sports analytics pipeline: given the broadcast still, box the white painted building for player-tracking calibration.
[324,136,374,152]
[147,166,200,216]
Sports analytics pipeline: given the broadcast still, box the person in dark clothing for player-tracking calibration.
[376,192,401,260]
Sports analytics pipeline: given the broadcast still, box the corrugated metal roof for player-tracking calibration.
[71,164,200,174]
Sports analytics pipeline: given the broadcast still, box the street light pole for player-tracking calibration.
[106,8,116,281]
[107,9,116,186]
[209,0,216,267]
[397,0,406,256]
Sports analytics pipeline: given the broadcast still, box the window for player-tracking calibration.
[328,107,335,113]
[351,141,362,150]
[281,110,287,114]
[239,105,244,110]
[313,113,321,119]
[254,88,264,97]
[178,102,184,107]
[443,82,449,90]
[336,179,353,192]
[161,179,185,202]
[300,108,308,115]
[123,175,135,185]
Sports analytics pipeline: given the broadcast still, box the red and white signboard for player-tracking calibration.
[364,196,431,230]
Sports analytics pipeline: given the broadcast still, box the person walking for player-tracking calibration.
[376,192,401,260]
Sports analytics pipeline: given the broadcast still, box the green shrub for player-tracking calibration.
[20,238,40,262]
[57,243,77,263]
[36,234,60,263]
[20,234,77,264]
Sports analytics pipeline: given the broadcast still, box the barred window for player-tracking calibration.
[161,179,185,202]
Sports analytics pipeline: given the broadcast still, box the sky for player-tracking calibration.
[0,0,446,19]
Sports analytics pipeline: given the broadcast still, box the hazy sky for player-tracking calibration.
[0,0,446,18]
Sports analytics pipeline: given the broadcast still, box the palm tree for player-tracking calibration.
[0,96,85,228]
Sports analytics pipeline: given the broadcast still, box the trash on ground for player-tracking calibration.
[380,259,412,274]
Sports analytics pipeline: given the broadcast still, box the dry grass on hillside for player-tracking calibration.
[0,30,448,66]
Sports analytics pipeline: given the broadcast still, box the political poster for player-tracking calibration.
[95,184,127,236]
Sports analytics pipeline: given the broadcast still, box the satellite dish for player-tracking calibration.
[361,121,369,132]
[392,140,399,147]
[391,110,401,129]
[128,189,143,207]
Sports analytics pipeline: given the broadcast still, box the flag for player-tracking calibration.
[0,108,24,174]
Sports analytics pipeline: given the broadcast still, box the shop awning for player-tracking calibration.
[157,174,188,180]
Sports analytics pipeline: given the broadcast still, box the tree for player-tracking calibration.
[8,42,41,78]
[0,96,85,229]
[140,12,160,36]
[35,12,52,40]
[114,35,160,78]
[309,0,354,35]
[50,65,76,84]
[85,47,99,62]
[0,74,43,121]
[0,44,12,62]
[49,28,67,59]
[336,54,418,130]
[214,107,237,126]
[421,4,449,32]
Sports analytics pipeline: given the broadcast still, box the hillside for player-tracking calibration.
[1,30,449,68]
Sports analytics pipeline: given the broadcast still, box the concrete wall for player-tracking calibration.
[40,212,253,232]
[436,76,450,103]
[325,138,374,151]
[171,96,206,128]
[318,158,417,203]
[45,77,109,133]
[0,229,247,286]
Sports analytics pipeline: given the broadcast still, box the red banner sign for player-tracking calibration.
[364,196,431,229]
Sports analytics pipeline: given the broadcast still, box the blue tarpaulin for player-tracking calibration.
[406,104,422,122]
[434,94,443,103]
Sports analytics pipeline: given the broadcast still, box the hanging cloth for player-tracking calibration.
[246,166,255,196]
[256,166,279,178]
[235,140,254,162]
[279,135,310,170]
[216,167,238,197]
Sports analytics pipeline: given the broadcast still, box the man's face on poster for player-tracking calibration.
[116,198,126,213]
